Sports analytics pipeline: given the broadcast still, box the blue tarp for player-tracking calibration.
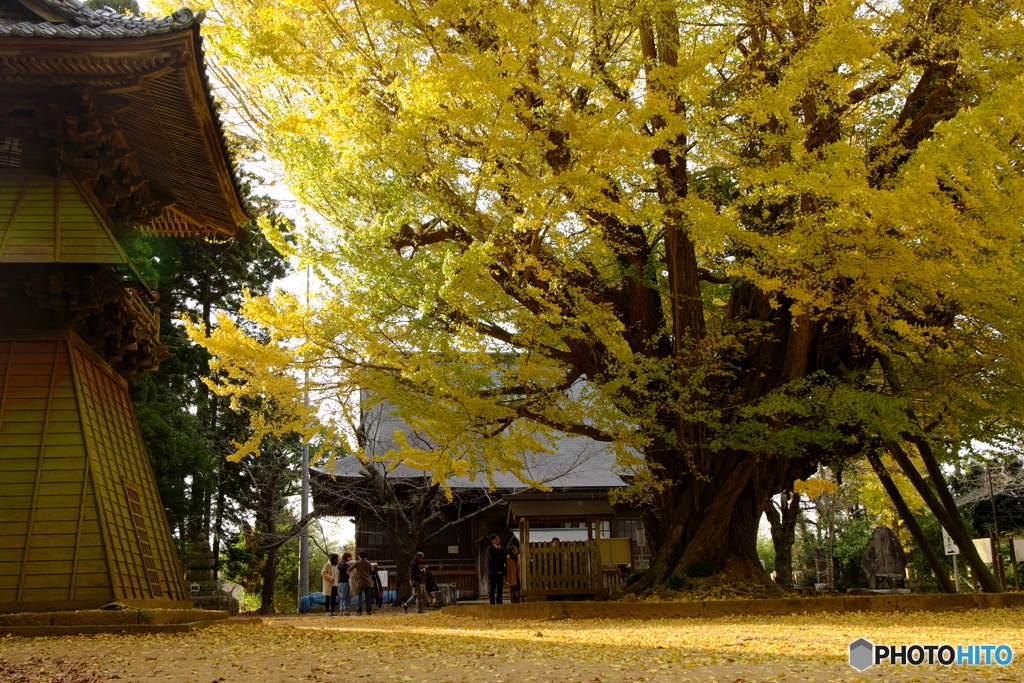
[298,591,326,613]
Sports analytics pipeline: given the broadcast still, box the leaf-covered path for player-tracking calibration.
[2,607,1022,682]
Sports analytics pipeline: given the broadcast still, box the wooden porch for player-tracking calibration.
[512,493,635,601]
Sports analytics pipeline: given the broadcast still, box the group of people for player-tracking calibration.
[485,534,522,604]
[321,536,523,613]
[320,550,384,616]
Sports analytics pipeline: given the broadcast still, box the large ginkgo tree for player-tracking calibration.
[187,0,1024,589]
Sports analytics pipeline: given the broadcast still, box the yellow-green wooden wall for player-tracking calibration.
[0,335,190,612]
[0,170,129,265]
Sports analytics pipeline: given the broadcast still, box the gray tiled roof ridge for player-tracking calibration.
[3,0,253,232]
[3,0,202,38]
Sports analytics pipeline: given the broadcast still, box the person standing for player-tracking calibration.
[486,534,506,605]
[347,550,375,615]
[505,545,522,604]
[337,552,353,616]
[403,551,428,614]
[370,561,384,609]
[321,553,339,616]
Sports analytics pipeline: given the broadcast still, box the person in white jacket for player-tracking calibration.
[321,553,339,616]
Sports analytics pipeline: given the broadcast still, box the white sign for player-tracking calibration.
[973,538,994,564]
[941,528,959,556]
[448,545,459,554]
[377,569,388,588]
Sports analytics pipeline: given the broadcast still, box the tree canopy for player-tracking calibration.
[191,0,1024,587]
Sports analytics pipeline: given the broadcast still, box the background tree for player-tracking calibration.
[127,168,289,571]
[764,490,805,588]
[83,0,140,14]
[228,434,305,613]
[191,0,1024,590]
[317,464,506,603]
[955,457,1024,539]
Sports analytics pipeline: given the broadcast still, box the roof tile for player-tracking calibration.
[6,0,199,38]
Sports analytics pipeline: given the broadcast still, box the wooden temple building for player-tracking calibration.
[0,0,248,612]
[312,396,647,600]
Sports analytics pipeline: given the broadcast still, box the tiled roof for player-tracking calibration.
[0,1,201,39]
[0,1,251,237]
[314,396,632,491]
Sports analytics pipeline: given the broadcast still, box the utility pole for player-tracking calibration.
[297,264,311,611]
[987,461,1006,590]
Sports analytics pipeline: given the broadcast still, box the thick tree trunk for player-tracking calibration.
[257,470,281,614]
[627,284,849,593]
[635,452,794,590]
[259,542,279,614]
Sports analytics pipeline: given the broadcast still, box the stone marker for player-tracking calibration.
[861,526,907,590]
[814,547,830,590]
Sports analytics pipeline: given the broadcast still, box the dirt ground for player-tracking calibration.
[2,606,1022,682]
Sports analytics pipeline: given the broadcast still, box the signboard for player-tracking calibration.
[597,538,631,565]
[941,528,959,556]
[973,538,994,564]
[448,545,459,554]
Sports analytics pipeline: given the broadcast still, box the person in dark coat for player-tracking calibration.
[403,551,428,614]
[347,550,375,615]
[486,534,507,604]
[338,552,353,616]
[370,561,384,609]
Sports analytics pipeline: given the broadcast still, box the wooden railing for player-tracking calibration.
[522,540,602,597]
[602,569,625,591]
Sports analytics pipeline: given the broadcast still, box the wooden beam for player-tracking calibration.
[67,340,122,601]
[68,340,94,602]
[53,173,60,261]
[0,342,12,434]
[0,174,30,261]
[16,341,61,602]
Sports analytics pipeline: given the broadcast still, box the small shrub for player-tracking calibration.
[664,573,687,591]
[238,592,261,613]
[685,560,716,579]
[624,568,647,588]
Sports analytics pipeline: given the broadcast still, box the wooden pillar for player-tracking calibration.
[520,518,530,600]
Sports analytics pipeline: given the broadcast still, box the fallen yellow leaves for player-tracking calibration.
[1,607,1022,682]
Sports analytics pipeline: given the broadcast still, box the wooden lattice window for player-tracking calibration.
[123,479,163,598]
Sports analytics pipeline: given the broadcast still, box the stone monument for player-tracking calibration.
[184,534,238,614]
[861,526,907,590]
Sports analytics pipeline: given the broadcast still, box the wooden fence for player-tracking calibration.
[521,540,603,598]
